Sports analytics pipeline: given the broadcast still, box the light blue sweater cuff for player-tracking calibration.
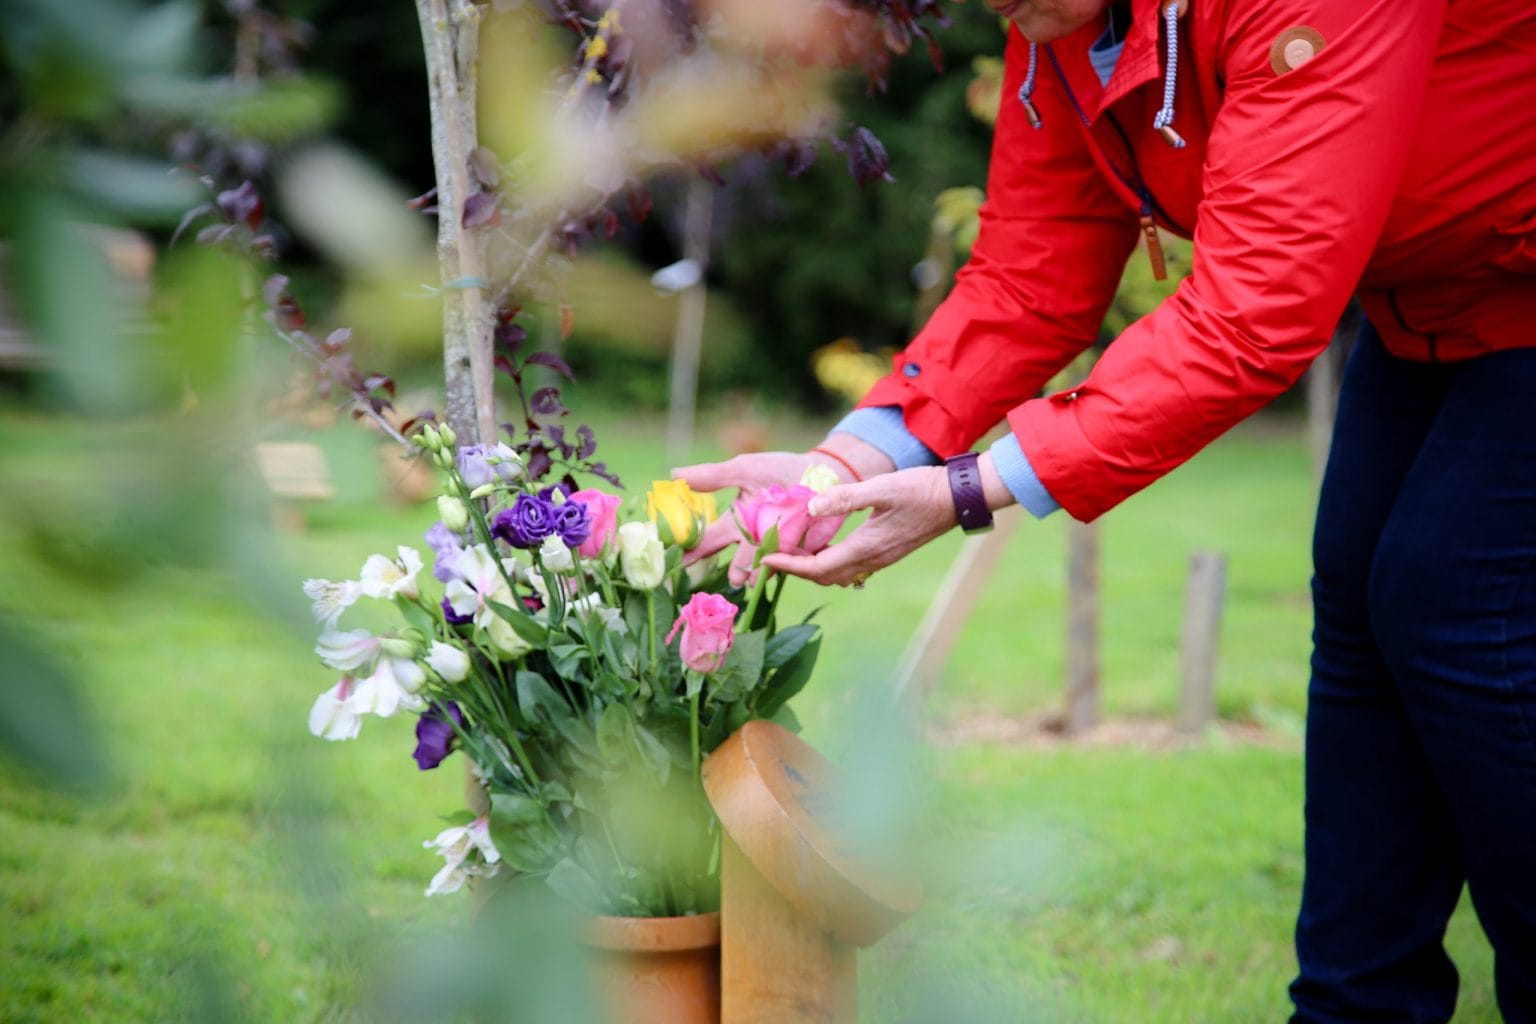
[988,433,1061,519]
[830,407,939,470]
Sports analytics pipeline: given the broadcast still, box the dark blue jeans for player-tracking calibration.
[1290,325,1536,1023]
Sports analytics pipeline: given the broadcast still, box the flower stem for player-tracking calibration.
[646,591,658,672]
[741,564,771,630]
[690,689,701,789]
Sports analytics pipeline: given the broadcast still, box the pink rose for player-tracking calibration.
[735,484,843,556]
[569,489,622,559]
[666,592,737,674]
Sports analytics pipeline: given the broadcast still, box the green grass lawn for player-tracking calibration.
[0,407,1498,1022]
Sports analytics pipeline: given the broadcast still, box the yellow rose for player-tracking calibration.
[645,479,717,549]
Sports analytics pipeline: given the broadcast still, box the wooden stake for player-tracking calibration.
[891,507,1021,709]
[1063,518,1100,735]
[1177,551,1227,736]
[666,177,713,465]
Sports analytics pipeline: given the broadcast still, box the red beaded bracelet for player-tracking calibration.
[809,446,863,484]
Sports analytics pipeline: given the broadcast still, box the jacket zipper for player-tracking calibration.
[1386,287,1439,363]
[1045,45,1188,280]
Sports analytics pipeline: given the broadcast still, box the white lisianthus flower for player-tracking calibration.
[444,545,514,627]
[308,677,362,740]
[423,816,501,897]
[617,520,666,589]
[424,641,470,683]
[539,534,575,575]
[800,463,841,494]
[316,628,381,672]
[570,594,628,636]
[302,578,361,628]
[345,657,428,718]
[436,495,470,533]
[360,546,424,601]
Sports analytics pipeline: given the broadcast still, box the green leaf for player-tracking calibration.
[0,623,107,790]
[763,623,817,671]
[516,671,571,729]
[488,792,563,873]
[595,703,635,764]
[710,629,766,704]
[769,704,803,734]
[548,641,586,679]
[755,633,821,720]
[488,599,548,646]
[396,596,435,640]
[757,522,781,559]
[544,856,603,913]
[630,722,673,786]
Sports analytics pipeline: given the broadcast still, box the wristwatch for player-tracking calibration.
[944,452,994,534]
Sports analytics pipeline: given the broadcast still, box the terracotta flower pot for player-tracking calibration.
[585,911,721,1024]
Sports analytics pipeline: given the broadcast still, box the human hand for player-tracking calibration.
[760,466,957,587]
[674,437,896,586]
[763,452,1013,587]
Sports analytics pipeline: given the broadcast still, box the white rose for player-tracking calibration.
[617,520,666,590]
[539,533,575,575]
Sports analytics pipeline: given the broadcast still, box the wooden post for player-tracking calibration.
[1177,551,1227,736]
[1063,519,1100,735]
[891,507,1021,709]
[666,177,713,465]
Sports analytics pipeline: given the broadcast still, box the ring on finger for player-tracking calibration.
[851,571,871,589]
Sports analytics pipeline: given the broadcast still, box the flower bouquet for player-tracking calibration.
[303,421,843,918]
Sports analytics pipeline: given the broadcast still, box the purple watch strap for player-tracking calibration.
[945,452,994,534]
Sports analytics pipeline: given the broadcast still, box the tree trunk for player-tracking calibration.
[414,0,496,445]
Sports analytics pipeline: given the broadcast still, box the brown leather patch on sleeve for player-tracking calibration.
[1269,26,1326,75]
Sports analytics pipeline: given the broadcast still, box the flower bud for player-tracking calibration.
[380,636,418,659]
[438,424,457,448]
[424,641,471,683]
[437,496,470,533]
[469,483,498,500]
[418,423,442,452]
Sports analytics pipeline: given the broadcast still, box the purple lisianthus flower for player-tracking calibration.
[552,501,592,549]
[425,521,467,583]
[442,597,473,625]
[456,443,521,490]
[492,492,556,549]
[413,701,465,771]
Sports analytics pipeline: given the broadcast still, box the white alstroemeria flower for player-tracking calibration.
[538,534,575,575]
[617,520,666,590]
[800,463,841,494]
[444,545,514,628]
[316,628,381,672]
[423,816,501,897]
[424,641,470,683]
[570,594,628,636]
[302,578,362,628]
[345,657,428,718]
[308,676,362,740]
[359,546,424,601]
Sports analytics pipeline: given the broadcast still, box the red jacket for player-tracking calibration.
[859,0,1536,521]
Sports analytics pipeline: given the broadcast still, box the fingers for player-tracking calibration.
[727,539,760,588]
[671,457,738,494]
[673,452,785,494]
[686,515,743,564]
[807,479,885,519]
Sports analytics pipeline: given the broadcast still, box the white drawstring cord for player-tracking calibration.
[1018,42,1042,129]
[1152,3,1185,147]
